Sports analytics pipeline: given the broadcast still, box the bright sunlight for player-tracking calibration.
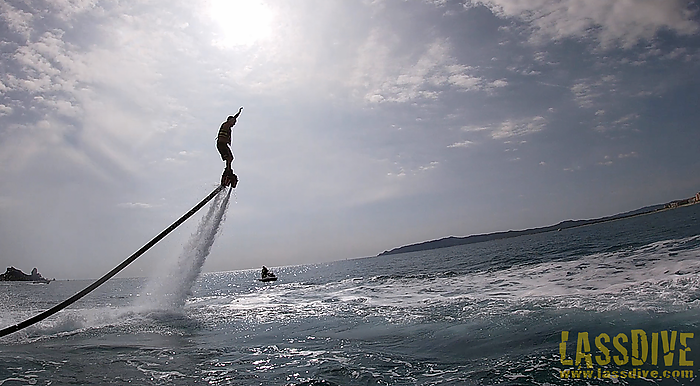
[207,0,274,47]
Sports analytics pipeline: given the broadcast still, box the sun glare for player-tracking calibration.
[207,0,274,47]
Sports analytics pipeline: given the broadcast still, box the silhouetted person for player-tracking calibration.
[217,107,243,171]
[261,266,269,278]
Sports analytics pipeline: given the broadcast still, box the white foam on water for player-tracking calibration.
[389,235,700,311]
[191,235,700,326]
[137,188,232,312]
[477,235,700,301]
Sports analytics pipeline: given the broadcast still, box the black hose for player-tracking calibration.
[0,184,226,338]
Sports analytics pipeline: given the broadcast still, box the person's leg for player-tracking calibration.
[225,146,233,170]
[217,141,234,170]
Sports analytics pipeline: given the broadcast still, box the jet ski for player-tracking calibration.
[259,272,277,282]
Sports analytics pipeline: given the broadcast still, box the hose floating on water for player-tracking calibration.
[0,184,227,338]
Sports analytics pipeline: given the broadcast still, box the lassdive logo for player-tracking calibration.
[558,330,695,380]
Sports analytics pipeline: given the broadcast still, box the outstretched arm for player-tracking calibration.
[232,106,243,120]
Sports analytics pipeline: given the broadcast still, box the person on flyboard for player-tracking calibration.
[217,107,243,187]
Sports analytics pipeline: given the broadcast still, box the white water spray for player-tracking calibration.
[138,187,232,311]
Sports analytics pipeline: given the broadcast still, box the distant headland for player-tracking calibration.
[0,267,54,283]
[378,192,700,257]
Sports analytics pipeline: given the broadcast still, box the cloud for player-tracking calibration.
[418,161,440,171]
[118,202,154,209]
[0,1,34,38]
[598,155,614,166]
[598,151,638,166]
[386,160,440,178]
[465,116,547,139]
[0,1,210,183]
[612,113,640,127]
[448,140,475,148]
[471,0,699,48]
[0,104,12,117]
[570,82,597,108]
[571,75,617,108]
[594,112,640,132]
[352,34,508,103]
[492,116,546,138]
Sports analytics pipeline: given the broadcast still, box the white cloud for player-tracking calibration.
[470,116,547,139]
[0,1,34,39]
[597,152,637,166]
[118,202,154,209]
[352,34,507,103]
[46,0,99,22]
[14,45,61,78]
[448,140,475,148]
[660,47,699,62]
[595,113,640,132]
[571,82,597,108]
[0,104,12,117]
[488,79,509,90]
[446,71,482,90]
[385,159,440,179]
[598,155,614,166]
[418,161,440,171]
[0,1,212,184]
[471,0,699,48]
[460,117,546,143]
[571,75,617,108]
[613,113,640,127]
[460,125,490,133]
[618,151,638,159]
[2,30,88,121]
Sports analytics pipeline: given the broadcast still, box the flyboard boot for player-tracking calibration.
[221,168,238,188]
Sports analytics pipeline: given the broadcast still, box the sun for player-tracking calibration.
[207,0,274,48]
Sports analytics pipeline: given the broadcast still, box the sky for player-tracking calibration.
[1,0,699,280]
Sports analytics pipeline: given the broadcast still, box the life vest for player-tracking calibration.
[217,120,234,143]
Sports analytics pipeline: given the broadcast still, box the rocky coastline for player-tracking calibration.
[0,267,54,283]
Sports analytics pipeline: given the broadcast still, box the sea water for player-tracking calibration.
[1,203,699,385]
